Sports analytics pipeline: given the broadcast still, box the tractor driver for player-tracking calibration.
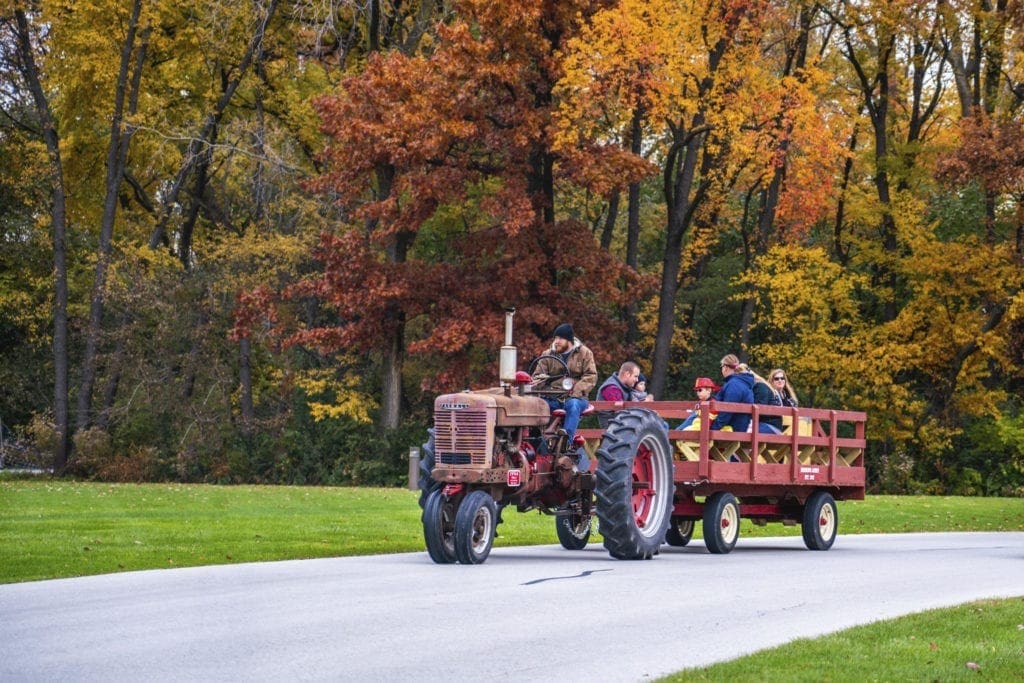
[531,322,597,441]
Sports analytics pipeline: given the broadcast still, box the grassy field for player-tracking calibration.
[1,479,1021,583]
[2,479,1022,679]
[662,597,1024,682]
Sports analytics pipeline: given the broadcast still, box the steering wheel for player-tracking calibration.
[527,354,573,396]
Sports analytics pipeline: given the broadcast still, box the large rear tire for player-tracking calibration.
[595,408,674,560]
[703,492,740,554]
[422,489,457,564]
[454,490,497,564]
[417,429,440,510]
[802,490,837,550]
[665,517,695,547]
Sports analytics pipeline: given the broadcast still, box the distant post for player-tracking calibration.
[408,446,420,491]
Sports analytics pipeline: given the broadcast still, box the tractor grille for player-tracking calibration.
[435,408,490,467]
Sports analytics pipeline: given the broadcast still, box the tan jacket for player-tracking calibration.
[531,338,597,399]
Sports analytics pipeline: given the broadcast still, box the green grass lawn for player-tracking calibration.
[2,479,1022,679]
[1,480,1022,583]
[661,598,1024,682]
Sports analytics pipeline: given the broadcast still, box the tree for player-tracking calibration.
[260,0,649,433]
[557,0,807,397]
[7,4,72,471]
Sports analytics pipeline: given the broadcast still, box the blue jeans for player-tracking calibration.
[543,396,588,440]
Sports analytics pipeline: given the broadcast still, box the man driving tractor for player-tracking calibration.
[530,322,597,441]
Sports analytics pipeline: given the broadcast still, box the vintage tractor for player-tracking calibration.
[418,309,673,564]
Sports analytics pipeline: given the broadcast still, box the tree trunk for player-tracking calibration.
[15,10,71,472]
[833,124,858,265]
[380,324,404,433]
[600,190,619,250]
[148,0,280,250]
[624,106,643,345]
[96,321,128,431]
[650,123,705,399]
[239,338,254,436]
[76,0,146,432]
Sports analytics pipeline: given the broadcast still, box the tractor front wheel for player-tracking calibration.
[422,489,457,564]
[454,490,497,564]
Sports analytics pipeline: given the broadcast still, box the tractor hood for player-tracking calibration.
[434,388,550,427]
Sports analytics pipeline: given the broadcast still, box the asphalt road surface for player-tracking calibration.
[2,532,1023,682]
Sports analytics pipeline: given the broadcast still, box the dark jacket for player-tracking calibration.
[597,372,642,402]
[596,371,642,428]
[751,378,783,430]
[711,372,755,432]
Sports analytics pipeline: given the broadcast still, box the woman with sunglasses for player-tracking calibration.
[769,369,799,408]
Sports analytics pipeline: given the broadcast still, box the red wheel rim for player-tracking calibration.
[632,443,655,528]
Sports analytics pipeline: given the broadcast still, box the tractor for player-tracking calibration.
[418,309,673,564]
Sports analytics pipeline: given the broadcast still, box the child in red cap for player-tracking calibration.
[676,377,719,430]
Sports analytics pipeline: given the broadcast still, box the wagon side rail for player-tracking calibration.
[578,400,866,493]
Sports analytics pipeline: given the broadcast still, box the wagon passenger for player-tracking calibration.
[737,363,784,433]
[531,323,597,440]
[675,377,719,430]
[770,369,799,408]
[596,361,652,428]
[710,355,754,432]
[633,373,652,401]
[597,361,649,403]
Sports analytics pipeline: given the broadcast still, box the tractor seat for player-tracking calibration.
[552,404,597,417]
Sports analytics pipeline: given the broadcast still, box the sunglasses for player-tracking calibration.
[772,376,786,381]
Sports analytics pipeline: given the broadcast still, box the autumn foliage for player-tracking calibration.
[273,0,653,393]
[2,0,1023,493]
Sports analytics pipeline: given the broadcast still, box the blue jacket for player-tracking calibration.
[711,372,755,432]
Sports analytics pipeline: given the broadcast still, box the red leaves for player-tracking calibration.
[230,286,277,342]
[242,0,654,399]
[936,113,1024,195]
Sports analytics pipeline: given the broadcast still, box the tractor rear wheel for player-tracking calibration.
[454,490,497,564]
[703,492,740,554]
[555,502,592,550]
[422,489,456,564]
[665,517,695,547]
[801,491,837,550]
[595,408,674,560]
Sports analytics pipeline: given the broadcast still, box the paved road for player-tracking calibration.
[2,532,1022,681]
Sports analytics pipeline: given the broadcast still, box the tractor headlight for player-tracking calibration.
[561,377,573,391]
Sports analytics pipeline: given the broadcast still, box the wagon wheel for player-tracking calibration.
[702,492,740,554]
[801,490,838,551]
[595,408,674,560]
[664,516,695,547]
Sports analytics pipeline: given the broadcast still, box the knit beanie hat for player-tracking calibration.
[552,323,575,341]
